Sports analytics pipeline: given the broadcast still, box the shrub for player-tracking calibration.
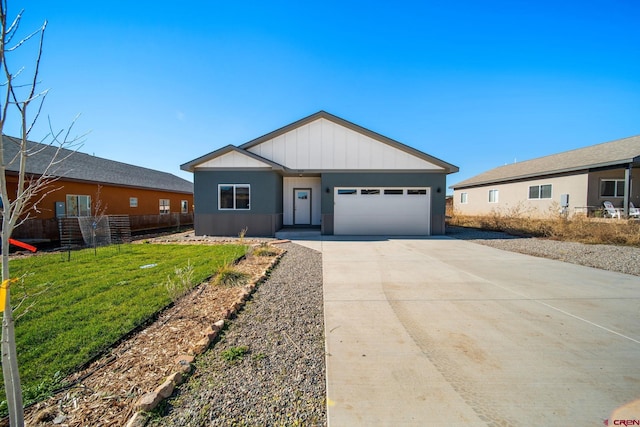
[214,263,249,286]
[253,243,278,257]
[163,261,195,301]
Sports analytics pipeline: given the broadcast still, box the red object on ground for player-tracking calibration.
[8,238,37,253]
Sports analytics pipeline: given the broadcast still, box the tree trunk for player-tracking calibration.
[2,229,25,426]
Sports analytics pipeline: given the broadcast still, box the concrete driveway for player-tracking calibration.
[298,236,640,426]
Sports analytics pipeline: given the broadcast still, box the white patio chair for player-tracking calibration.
[630,202,640,218]
[603,201,621,219]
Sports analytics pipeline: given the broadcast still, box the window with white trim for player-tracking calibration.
[219,184,250,210]
[159,199,170,214]
[181,200,189,213]
[528,184,552,199]
[130,197,138,208]
[600,179,625,198]
[460,192,468,204]
[488,189,499,203]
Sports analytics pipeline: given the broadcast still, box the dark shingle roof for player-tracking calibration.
[2,135,193,193]
[451,135,640,189]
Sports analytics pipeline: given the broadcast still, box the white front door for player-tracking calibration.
[294,188,312,225]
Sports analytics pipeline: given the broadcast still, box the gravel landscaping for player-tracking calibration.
[447,225,640,276]
[149,242,326,426]
[142,228,638,426]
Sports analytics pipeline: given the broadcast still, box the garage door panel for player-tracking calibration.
[334,187,430,235]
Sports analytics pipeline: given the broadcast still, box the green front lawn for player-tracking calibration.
[1,243,246,412]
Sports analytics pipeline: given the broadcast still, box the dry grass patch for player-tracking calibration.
[450,210,640,246]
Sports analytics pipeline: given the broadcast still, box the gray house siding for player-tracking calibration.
[183,112,459,237]
[194,170,283,236]
[320,172,448,235]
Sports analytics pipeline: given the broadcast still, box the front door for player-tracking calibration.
[294,188,312,225]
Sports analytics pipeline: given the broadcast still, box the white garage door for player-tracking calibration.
[334,187,431,235]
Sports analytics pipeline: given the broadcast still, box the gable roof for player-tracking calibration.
[181,111,459,174]
[2,135,193,193]
[181,144,285,172]
[451,135,640,189]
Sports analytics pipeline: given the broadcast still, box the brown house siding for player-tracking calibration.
[7,176,194,242]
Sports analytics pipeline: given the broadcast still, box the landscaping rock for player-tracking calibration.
[213,319,225,330]
[135,391,161,411]
[203,325,218,340]
[124,412,148,427]
[155,372,182,398]
[175,354,195,365]
[189,336,211,355]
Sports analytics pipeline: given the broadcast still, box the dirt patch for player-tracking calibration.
[20,236,284,426]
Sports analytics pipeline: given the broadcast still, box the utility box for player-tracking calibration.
[560,194,569,208]
[55,201,66,218]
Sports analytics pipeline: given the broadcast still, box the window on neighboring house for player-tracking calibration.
[460,192,468,204]
[219,184,250,210]
[181,200,188,213]
[528,184,552,199]
[130,197,138,208]
[159,199,170,214]
[66,195,91,217]
[600,179,625,198]
[488,189,499,203]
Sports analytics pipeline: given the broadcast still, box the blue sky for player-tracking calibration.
[6,1,640,190]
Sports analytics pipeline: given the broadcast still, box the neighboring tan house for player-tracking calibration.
[450,135,640,217]
[3,136,194,242]
[181,111,459,236]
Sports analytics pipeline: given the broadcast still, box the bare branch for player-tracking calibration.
[5,20,45,52]
[25,88,48,135]
[48,114,88,151]
[10,175,63,229]
[26,19,46,104]
[3,7,23,45]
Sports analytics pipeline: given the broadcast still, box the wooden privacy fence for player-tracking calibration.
[11,213,194,245]
[59,215,132,248]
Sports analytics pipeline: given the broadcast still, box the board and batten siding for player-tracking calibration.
[247,118,444,171]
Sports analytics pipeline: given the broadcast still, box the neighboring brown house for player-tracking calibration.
[3,136,194,243]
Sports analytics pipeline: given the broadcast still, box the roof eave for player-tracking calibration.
[450,159,639,189]
[181,145,285,172]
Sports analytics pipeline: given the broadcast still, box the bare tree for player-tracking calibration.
[0,2,83,424]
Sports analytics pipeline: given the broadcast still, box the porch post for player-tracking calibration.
[624,163,632,217]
